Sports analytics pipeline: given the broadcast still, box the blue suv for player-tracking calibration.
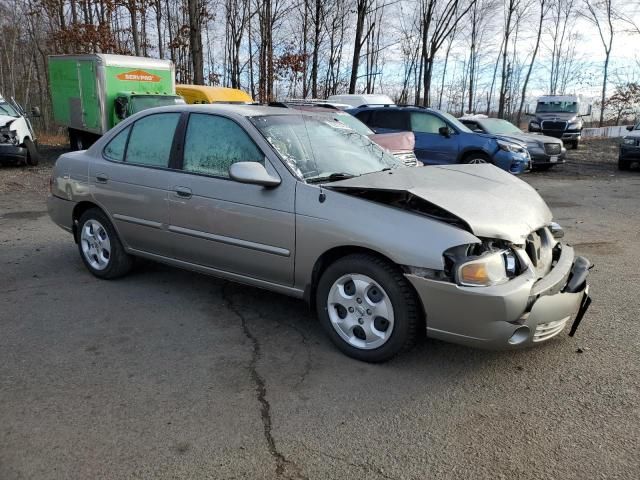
[348,106,530,174]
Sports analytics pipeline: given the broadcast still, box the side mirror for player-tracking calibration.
[114,97,128,120]
[229,162,281,188]
[438,126,451,137]
[581,105,593,117]
[30,106,41,117]
[627,125,634,131]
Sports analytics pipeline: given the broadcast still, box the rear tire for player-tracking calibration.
[315,253,420,362]
[24,138,39,166]
[77,208,133,279]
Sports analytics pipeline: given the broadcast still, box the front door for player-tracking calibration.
[410,112,459,165]
[167,113,296,286]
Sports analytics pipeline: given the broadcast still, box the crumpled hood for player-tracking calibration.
[328,164,552,244]
[0,115,16,128]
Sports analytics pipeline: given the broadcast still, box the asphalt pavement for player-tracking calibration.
[1,147,638,479]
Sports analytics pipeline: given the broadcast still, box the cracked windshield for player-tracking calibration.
[251,114,401,182]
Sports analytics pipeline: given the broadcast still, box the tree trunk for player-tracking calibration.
[188,0,204,84]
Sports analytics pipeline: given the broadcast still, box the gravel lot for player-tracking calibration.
[1,138,638,479]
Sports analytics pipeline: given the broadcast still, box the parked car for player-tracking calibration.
[176,84,253,104]
[326,94,395,108]
[459,116,566,170]
[272,102,420,166]
[619,123,640,170]
[349,105,530,174]
[0,94,39,166]
[48,104,591,362]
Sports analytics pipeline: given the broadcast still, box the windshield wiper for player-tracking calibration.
[306,173,355,184]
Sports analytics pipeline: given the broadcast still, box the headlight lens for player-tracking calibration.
[497,139,526,153]
[530,121,540,129]
[568,121,582,129]
[623,137,635,145]
[457,250,517,287]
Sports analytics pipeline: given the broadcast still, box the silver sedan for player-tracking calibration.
[48,105,591,362]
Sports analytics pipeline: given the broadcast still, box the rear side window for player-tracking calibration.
[369,111,408,130]
[125,113,180,167]
[411,113,448,134]
[183,114,263,178]
[103,127,130,161]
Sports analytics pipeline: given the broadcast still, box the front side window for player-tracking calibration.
[125,113,180,167]
[410,113,448,134]
[183,114,263,177]
[104,126,130,161]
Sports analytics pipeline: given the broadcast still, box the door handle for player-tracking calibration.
[96,173,109,183]
[174,186,192,199]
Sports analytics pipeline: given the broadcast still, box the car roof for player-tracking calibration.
[137,103,305,117]
[352,105,439,113]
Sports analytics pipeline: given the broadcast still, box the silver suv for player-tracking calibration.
[48,105,592,362]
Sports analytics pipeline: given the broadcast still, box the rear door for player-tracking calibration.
[90,112,182,256]
[410,112,459,165]
[166,112,296,286]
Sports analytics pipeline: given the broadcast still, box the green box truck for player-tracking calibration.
[48,54,184,150]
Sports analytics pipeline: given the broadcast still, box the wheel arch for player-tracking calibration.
[459,148,492,163]
[71,201,106,243]
[304,245,426,325]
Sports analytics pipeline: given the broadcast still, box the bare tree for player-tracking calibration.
[584,0,616,126]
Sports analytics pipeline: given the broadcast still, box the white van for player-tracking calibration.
[0,94,39,165]
[326,94,395,108]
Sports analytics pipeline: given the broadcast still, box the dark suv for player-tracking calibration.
[348,106,530,174]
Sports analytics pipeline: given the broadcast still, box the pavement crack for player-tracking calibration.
[299,441,396,479]
[222,283,307,480]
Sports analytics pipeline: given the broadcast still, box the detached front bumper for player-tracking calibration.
[0,144,27,162]
[406,244,590,349]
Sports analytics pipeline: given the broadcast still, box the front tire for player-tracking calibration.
[77,208,133,279]
[24,138,39,166]
[618,157,630,170]
[462,153,492,164]
[315,254,420,362]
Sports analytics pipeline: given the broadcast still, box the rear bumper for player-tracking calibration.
[47,194,75,234]
[406,244,590,349]
[0,144,27,161]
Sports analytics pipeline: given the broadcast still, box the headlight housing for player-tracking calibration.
[568,121,582,129]
[456,250,518,287]
[623,137,636,145]
[497,139,526,154]
[529,121,540,129]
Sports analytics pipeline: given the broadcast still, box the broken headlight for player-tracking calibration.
[445,241,520,287]
[0,125,18,145]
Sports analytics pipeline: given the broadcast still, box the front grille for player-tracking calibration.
[393,151,418,167]
[544,143,561,155]
[534,317,570,342]
[542,121,567,131]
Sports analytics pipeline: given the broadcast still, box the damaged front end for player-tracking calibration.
[0,119,27,162]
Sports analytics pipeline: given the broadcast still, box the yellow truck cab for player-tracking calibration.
[176,85,253,104]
